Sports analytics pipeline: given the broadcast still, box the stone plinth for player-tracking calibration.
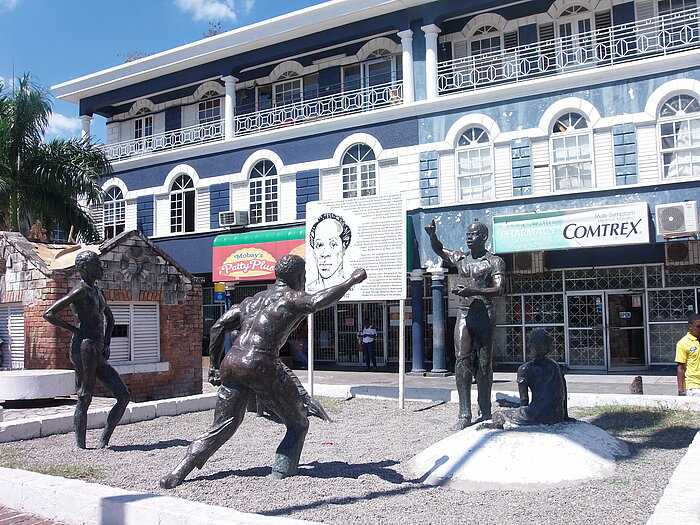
[407,421,629,491]
[0,370,75,401]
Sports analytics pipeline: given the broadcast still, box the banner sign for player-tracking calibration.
[213,282,226,302]
[306,194,407,301]
[213,227,306,281]
[493,202,650,253]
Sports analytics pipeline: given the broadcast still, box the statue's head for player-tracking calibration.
[527,329,552,358]
[74,251,103,281]
[275,254,306,290]
[466,220,488,249]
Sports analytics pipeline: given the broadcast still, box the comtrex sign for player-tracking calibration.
[492,202,651,253]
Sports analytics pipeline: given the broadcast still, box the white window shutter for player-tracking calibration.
[132,304,160,362]
[109,304,132,362]
[0,303,24,369]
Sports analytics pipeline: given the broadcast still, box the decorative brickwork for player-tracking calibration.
[0,230,203,401]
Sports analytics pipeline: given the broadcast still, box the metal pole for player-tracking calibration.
[307,313,314,398]
[399,298,405,409]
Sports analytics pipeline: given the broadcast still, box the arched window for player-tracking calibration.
[550,112,593,190]
[341,144,377,198]
[133,106,153,141]
[198,90,221,124]
[170,174,195,233]
[343,48,399,93]
[659,93,700,179]
[456,127,494,201]
[249,160,279,224]
[470,25,502,56]
[557,5,594,68]
[103,186,126,239]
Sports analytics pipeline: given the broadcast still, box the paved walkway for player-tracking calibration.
[0,368,678,422]
[0,505,66,525]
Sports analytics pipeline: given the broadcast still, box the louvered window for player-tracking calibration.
[109,303,160,363]
[0,303,24,369]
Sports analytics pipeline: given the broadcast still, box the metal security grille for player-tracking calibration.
[566,295,605,367]
[202,287,225,339]
[564,266,645,291]
[508,271,564,294]
[313,307,336,361]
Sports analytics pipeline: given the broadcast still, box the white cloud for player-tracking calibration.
[0,0,20,11]
[45,113,82,140]
[173,0,239,22]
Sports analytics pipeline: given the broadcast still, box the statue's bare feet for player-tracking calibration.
[451,417,471,431]
[159,473,182,489]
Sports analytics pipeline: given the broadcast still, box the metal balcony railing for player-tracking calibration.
[438,8,700,95]
[103,120,223,160]
[103,80,402,160]
[235,79,402,136]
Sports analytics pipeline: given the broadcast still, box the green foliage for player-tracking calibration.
[0,74,112,240]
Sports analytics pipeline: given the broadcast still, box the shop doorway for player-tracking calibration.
[566,291,646,370]
[313,302,386,365]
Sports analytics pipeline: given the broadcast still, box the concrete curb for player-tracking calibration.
[0,393,218,443]
[646,430,700,525]
[0,467,320,525]
[4,384,700,444]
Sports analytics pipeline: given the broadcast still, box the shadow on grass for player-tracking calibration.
[413,401,447,412]
[578,407,700,453]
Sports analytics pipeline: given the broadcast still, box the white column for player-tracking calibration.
[222,75,238,140]
[397,29,414,104]
[421,24,441,100]
[79,115,93,139]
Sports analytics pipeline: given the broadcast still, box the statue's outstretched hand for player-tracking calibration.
[351,268,367,284]
[424,219,436,237]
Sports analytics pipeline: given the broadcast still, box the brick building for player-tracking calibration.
[0,230,203,402]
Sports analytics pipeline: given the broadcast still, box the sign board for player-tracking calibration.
[493,202,650,253]
[213,227,305,282]
[213,282,226,303]
[390,305,412,326]
[306,194,407,301]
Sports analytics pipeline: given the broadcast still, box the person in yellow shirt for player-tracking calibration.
[675,313,700,396]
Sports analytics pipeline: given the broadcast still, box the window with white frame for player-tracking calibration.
[257,72,319,111]
[551,112,593,190]
[103,186,126,239]
[342,144,377,198]
[556,5,595,69]
[133,107,153,141]
[470,25,502,56]
[456,127,494,201]
[198,90,221,124]
[343,49,399,92]
[170,174,195,233]
[109,303,160,363]
[249,160,279,224]
[659,93,700,179]
[658,0,696,15]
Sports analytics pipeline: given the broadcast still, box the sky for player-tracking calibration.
[0,0,320,142]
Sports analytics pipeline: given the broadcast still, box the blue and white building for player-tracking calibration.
[54,0,700,372]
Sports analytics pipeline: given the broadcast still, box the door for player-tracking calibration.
[558,14,594,69]
[332,302,386,365]
[566,292,647,370]
[606,292,646,370]
[566,293,606,368]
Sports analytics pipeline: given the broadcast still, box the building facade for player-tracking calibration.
[53,0,700,372]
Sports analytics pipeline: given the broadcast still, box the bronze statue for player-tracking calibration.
[43,250,130,449]
[491,329,571,428]
[160,254,366,488]
[425,219,505,429]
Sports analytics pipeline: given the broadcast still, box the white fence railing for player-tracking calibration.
[103,120,223,160]
[103,81,402,160]
[438,8,700,94]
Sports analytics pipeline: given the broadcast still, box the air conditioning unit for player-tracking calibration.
[655,201,699,237]
[664,240,700,267]
[511,252,546,275]
[219,210,249,228]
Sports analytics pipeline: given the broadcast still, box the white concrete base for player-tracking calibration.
[0,467,319,525]
[406,421,630,491]
[0,370,75,400]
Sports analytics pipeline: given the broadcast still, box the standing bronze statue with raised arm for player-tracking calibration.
[160,254,366,488]
[43,251,130,449]
[425,219,505,429]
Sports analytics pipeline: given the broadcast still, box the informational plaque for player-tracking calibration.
[306,194,406,301]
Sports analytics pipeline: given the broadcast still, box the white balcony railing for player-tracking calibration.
[103,120,223,160]
[234,80,402,136]
[438,8,700,95]
[103,81,402,160]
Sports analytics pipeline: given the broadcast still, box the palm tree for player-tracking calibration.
[0,74,111,241]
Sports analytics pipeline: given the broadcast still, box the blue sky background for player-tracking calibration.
[0,0,319,141]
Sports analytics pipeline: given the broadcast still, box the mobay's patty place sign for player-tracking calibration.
[493,202,651,253]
